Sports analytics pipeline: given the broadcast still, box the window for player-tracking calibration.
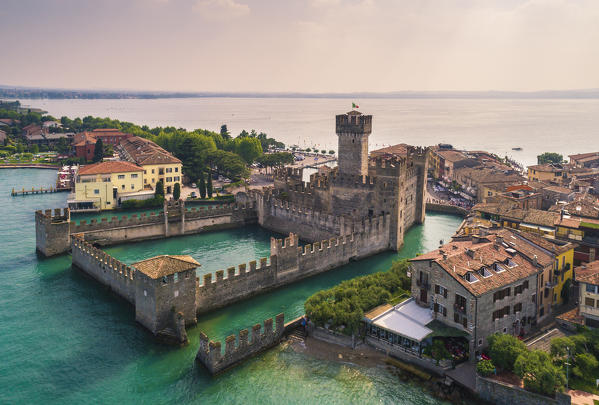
[540,307,544,317]
[174,176,180,181]
[493,287,511,302]
[514,303,522,313]
[175,167,178,172]
[94,189,99,194]
[131,173,138,178]
[434,284,448,298]
[122,185,125,190]
[152,169,155,174]
[478,339,483,347]
[166,177,172,182]
[118,175,125,179]
[586,284,598,294]
[585,297,595,307]
[152,178,155,183]
[131,184,134,189]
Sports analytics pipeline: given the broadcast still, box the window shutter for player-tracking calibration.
[444,289,447,299]
[443,307,447,316]
[435,284,440,294]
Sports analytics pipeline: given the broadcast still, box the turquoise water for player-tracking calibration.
[0,169,461,404]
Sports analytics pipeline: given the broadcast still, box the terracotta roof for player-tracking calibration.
[556,308,584,326]
[410,230,549,296]
[514,230,576,255]
[528,163,564,172]
[370,143,409,157]
[133,255,200,279]
[542,185,573,195]
[78,161,144,175]
[549,195,599,219]
[569,152,599,161]
[119,136,181,165]
[436,149,469,162]
[575,260,599,285]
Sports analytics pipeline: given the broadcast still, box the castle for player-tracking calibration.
[249,110,429,251]
[35,111,429,355]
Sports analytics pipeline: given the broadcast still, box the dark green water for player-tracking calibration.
[0,169,461,404]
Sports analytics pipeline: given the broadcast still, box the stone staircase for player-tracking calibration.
[287,328,306,343]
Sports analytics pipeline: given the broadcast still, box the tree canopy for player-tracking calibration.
[487,333,527,372]
[537,152,563,164]
[305,259,411,335]
[514,350,565,396]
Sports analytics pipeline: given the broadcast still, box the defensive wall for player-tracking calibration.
[425,202,469,216]
[71,234,197,342]
[196,220,389,314]
[36,200,258,256]
[475,375,571,405]
[197,313,285,374]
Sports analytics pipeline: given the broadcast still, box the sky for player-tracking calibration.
[1,0,598,93]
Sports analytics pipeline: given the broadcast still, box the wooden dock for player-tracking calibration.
[11,186,70,196]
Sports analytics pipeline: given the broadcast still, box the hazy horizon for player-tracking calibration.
[2,0,599,93]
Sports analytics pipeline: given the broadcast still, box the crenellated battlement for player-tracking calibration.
[198,255,275,289]
[36,207,70,224]
[197,313,285,374]
[71,234,136,303]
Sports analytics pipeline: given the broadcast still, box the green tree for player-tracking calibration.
[235,136,263,163]
[173,182,181,200]
[31,144,39,154]
[487,333,527,372]
[431,340,451,364]
[537,152,563,165]
[572,353,598,383]
[199,171,207,199]
[93,138,104,162]
[220,124,231,140]
[206,171,213,198]
[477,360,496,377]
[514,350,566,396]
[155,180,164,198]
[16,143,24,154]
[205,150,249,181]
[561,279,572,304]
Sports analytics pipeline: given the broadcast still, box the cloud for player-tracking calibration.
[193,0,249,20]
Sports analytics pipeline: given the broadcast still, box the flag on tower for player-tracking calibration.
[352,102,359,109]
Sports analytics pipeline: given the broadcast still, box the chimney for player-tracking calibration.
[532,255,538,267]
[466,248,475,258]
[495,236,504,246]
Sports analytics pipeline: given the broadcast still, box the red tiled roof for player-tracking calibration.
[78,161,143,175]
[575,261,599,285]
[411,229,550,296]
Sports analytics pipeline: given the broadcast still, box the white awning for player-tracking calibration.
[370,298,434,342]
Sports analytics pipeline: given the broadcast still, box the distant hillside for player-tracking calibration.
[1,85,599,100]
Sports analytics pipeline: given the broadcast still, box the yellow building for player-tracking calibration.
[69,161,150,211]
[118,136,183,194]
[527,163,566,184]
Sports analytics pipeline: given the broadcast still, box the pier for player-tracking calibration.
[11,186,69,196]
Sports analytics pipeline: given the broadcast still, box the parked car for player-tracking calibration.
[190,191,197,198]
[191,183,197,188]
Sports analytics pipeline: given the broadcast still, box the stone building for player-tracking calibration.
[409,229,553,361]
[575,260,599,328]
[262,110,429,251]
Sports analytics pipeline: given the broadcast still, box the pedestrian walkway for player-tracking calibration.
[568,389,599,405]
[445,362,476,391]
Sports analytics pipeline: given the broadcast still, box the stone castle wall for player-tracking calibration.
[71,235,137,303]
[197,313,285,374]
[36,202,258,256]
[196,219,389,314]
[475,376,571,405]
[36,208,71,256]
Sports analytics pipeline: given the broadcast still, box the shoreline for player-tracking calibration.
[287,334,477,404]
[0,164,59,170]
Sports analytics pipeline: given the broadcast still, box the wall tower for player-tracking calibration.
[336,111,372,177]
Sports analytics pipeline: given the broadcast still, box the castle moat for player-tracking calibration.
[1,169,461,404]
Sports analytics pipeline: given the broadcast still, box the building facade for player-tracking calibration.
[118,136,182,194]
[70,161,149,211]
[575,261,599,328]
[409,230,553,361]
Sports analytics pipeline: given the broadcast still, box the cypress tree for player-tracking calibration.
[93,138,104,162]
[173,182,181,200]
[199,172,207,199]
[207,170,213,198]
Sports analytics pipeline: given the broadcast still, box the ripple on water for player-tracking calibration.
[0,169,459,405]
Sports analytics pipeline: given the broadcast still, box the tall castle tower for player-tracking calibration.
[336,111,372,177]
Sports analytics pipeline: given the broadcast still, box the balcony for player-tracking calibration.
[454,303,467,315]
